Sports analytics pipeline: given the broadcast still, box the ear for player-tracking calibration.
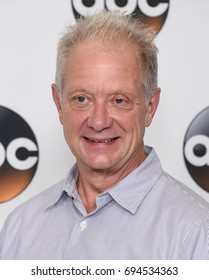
[51,83,63,125]
[145,87,161,127]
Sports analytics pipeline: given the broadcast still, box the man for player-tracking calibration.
[0,10,209,259]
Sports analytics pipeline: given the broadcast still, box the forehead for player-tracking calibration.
[62,41,146,101]
[64,39,142,78]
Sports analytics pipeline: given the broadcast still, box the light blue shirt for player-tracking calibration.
[0,147,209,259]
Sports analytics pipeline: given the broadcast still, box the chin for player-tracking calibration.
[82,158,119,172]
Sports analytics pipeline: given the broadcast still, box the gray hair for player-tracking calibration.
[55,10,158,102]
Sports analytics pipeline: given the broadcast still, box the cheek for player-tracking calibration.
[63,111,86,135]
[128,115,147,143]
[121,111,146,131]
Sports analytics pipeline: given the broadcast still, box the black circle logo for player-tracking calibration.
[183,107,209,192]
[70,0,170,33]
[0,106,39,202]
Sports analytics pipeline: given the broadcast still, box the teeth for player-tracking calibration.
[86,138,115,143]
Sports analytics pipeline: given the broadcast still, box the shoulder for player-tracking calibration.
[151,171,209,259]
[2,179,65,230]
[157,171,209,223]
[0,179,66,259]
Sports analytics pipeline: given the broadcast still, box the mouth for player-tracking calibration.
[83,137,119,143]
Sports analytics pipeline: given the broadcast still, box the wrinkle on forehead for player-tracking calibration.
[63,39,144,89]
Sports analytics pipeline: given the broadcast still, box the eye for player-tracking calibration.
[70,94,92,109]
[113,96,128,107]
[76,96,87,103]
[115,98,125,104]
[73,95,90,106]
[111,94,133,110]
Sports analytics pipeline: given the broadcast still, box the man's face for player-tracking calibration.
[52,41,160,173]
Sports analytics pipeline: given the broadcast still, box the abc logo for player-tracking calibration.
[183,107,209,192]
[0,106,39,202]
[70,0,170,33]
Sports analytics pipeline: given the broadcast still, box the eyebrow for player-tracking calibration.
[67,88,139,98]
[67,89,90,96]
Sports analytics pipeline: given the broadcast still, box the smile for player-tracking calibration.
[83,137,119,143]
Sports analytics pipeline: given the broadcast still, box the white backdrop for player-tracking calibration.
[0,0,209,231]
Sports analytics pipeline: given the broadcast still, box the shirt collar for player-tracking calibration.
[47,146,163,214]
[107,146,163,214]
[45,165,78,210]
[64,164,80,199]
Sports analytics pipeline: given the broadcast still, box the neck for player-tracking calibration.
[76,147,147,213]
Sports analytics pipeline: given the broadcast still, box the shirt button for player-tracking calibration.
[80,221,87,231]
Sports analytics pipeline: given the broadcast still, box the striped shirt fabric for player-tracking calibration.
[0,147,209,259]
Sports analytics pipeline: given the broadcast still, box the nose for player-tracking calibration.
[87,101,112,132]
